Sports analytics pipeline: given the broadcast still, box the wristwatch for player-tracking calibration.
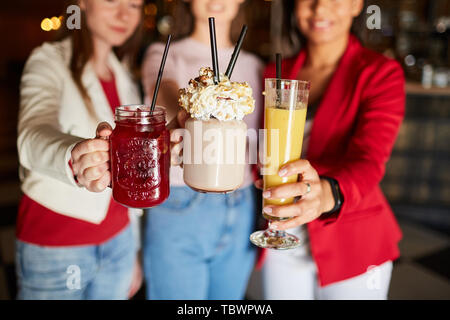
[320,176,343,215]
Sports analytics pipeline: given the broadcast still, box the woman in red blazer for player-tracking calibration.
[256,0,405,299]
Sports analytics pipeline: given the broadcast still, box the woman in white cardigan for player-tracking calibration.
[16,0,144,299]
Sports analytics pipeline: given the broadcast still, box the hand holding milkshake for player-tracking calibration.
[178,67,255,193]
[177,20,255,193]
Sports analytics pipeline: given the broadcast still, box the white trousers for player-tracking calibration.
[262,228,393,300]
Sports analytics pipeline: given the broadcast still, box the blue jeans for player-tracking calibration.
[15,224,135,300]
[143,186,257,300]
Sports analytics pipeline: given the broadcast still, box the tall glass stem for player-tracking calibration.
[267,222,286,238]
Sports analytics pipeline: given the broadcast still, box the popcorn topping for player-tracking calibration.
[178,67,255,121]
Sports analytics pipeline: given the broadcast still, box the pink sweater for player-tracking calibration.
[142,37,264,187]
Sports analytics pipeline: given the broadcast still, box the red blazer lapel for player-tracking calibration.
[287,49,306,79]
[289,36,363,162]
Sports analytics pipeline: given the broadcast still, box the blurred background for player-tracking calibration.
[0,0,449,300]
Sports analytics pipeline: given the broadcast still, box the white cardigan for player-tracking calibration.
[18,38,142,224]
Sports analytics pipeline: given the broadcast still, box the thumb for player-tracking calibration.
[96,122,113,139]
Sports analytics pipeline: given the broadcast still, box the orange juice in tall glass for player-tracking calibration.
[250,78,309,249]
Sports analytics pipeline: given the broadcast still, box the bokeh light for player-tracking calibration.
[51,17,61,30]
[40,18,53,32]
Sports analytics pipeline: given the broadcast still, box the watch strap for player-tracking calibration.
[320,176,342,215]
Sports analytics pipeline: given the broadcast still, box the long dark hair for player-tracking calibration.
[283,0,367,57]
[170,0,248,43]
[58,0,144,117]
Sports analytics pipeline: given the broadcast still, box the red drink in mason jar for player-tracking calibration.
[110,105,170,208]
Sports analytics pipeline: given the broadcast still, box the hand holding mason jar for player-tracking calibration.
[71,105,171,210]
[70,122,115,193]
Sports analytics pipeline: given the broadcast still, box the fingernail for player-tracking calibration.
[279,168,287,177]
[262,190,271,198]
[263,207,272,214]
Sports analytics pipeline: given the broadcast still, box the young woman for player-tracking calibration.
[141,0,264,299]
[256,0,405,299]
[16,0,144,299]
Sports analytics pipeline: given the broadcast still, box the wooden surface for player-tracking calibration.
[406,82,450,96]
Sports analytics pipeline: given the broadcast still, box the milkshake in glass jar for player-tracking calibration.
[110,105,170,208]
[178,67,255,193]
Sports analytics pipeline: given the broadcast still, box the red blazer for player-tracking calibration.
[256,35,405,287]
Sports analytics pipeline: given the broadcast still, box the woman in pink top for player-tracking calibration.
[141,0,263,299]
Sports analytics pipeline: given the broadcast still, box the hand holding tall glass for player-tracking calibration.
[250,78,309,250]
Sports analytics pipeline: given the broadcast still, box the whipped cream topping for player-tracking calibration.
[178,67,255,121]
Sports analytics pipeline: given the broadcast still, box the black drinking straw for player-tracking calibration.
[209,17,220,85]
[276,53,282,107]
[150,34,172,113]
[225,25,248,79]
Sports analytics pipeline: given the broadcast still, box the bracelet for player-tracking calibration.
[320,176,342,215]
